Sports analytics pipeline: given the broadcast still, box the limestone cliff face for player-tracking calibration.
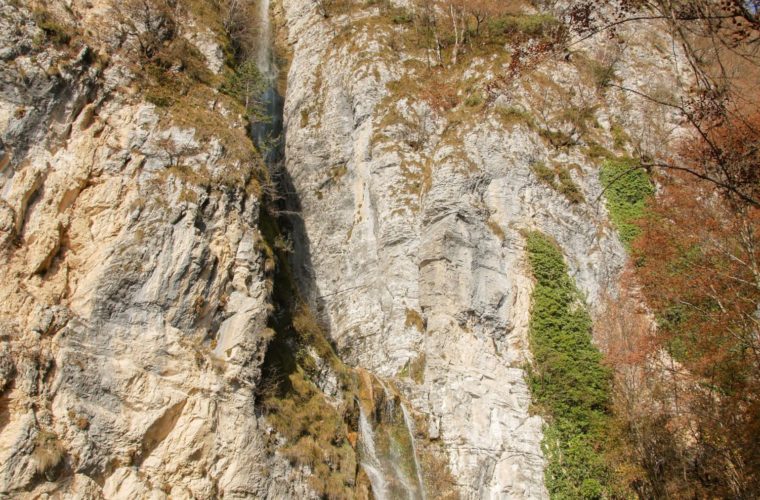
[0,1,303,497]
[0,0,688,498]
[280,1,684,498]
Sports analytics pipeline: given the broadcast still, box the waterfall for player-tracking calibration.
[255,0,273,77]
[401,403,427,500]
[251,4,424,497]
[392,462,418,500]
[363,376,426,500]
[252,0,283,159]
[359,407,389,500]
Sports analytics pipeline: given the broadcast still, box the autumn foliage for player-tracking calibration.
[601,109,760,498]
[673,111,760,206]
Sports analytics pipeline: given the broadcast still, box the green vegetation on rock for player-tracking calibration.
[599,158,654,248]
[32,8,73,46]
[488,13,561,40]
[525,231,618,499]
[220,59,267,120]
[531,162,585,204]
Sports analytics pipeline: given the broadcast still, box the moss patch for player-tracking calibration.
[398,353,426,385]
[487,218,507,241]
[405,308,425,332]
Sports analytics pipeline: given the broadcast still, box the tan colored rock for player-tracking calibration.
[0,1,304,497]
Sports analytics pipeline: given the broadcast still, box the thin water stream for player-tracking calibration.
[366,376,427,500]
[252,0,284,159]
[359,407,391,500]
[402,403,427,500]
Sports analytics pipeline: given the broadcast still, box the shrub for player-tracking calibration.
[220,60,267,119]
[610,122,629,150]
[33,9,73,45]
[145,91,173,107]
[391,8,414,25]
[531,162,556,186]
[495,105,534,128]
[585,141,614,161]
[263,368,358,498]
[539,128,575,148]
[32,430,64,475]
[464,92,484,107]
[153,38,212,84]
[561,105,598,136]
[512,13,560,36]
[556,167,585,204]
[488,13,561,40]
[589,59,617,90]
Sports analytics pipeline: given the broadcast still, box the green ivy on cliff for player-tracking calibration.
[525,231,618,499]
[600,158,654,249]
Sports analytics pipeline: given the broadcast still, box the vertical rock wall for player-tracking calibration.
[280,0,686,497]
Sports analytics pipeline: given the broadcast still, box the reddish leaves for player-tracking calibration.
[607,110,760,496]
